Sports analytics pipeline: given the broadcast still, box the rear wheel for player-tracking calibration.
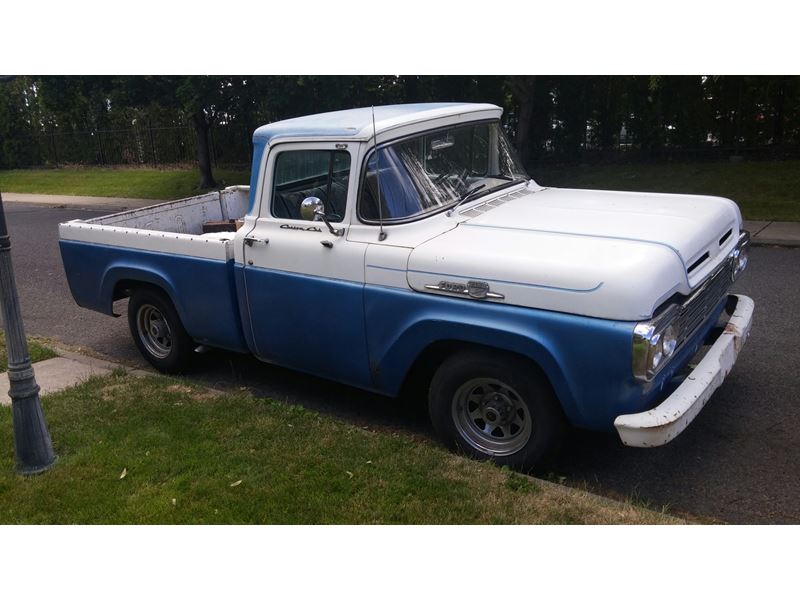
[127,287,194,373]
[428,350,566,471]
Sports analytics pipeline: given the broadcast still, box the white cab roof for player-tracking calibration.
[252,102,502,144]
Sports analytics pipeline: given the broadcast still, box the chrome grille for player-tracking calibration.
[675,257,734,346]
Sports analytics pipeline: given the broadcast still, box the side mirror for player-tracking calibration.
[299,196,344,237]
[300,196,325,221]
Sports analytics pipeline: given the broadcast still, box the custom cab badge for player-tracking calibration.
[280,224,322,232]
[425,280,505,300]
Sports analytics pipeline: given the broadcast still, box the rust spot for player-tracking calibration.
[724,322,741,335]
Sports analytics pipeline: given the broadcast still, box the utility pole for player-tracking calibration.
[0,192,57,474]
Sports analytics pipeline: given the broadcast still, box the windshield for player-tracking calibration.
[359,121,528,222]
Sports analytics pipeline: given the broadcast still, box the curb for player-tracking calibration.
[744,220,800,248]
[53,346,153,378]
[751,238,800,248]
[0,349,154,406]
[1,192,160,212]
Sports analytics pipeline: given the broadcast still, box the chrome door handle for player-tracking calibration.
[244,236,268,247]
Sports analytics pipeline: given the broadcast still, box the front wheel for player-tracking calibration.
[127,287,194,373]
[428,350,566,471]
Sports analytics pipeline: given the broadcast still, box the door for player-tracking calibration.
[242,142,372,389]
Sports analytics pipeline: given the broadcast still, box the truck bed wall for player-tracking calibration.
[85,187,250,235]
[57,185,253,353]
[59,239,249,353]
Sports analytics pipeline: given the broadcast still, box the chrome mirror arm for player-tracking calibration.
[313,207,344,237]
[300,197,343,237]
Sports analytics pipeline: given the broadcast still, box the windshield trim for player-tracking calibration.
[356,119,528,226]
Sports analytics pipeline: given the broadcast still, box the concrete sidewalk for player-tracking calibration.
[744,220,800,247]
[1,192,159,212]
[0,349,150,406]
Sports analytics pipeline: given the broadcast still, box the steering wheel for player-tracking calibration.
[432,171,450,185]
[433,167,469,187]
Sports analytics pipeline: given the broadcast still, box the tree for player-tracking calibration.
[114,76,232,189]
[3,75,800,172]
[174,77,235,189]
[506,76,537,165]
[0,77,41,167]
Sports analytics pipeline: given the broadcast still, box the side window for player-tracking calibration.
[271,150,351,222]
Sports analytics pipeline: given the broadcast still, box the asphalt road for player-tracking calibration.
[3,201,799,524]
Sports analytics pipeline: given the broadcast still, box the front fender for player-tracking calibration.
[365,285,638,430]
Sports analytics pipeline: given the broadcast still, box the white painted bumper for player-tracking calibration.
[614,294,755,448]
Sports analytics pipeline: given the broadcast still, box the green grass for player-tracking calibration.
[0,332,57,373]
[0,373,680,524]
[531,159,800,221]
[0,167,250,200]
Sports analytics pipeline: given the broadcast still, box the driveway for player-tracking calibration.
[3,201,799,523]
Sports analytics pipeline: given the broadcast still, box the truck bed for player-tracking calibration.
[58,186,252,353]
[59,186,250,261]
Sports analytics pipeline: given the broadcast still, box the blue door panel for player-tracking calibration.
[242,266,373,389]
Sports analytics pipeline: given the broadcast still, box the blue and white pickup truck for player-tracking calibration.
[59,103,753,469]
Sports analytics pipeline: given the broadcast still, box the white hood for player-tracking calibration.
[406,186,742,321]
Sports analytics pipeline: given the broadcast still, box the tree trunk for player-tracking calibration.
[599,76,617,150]
[773,76,786,145]
[508,76,536,166]
[191,110,217,189]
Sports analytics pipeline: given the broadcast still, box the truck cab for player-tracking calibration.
[59,103,754,470]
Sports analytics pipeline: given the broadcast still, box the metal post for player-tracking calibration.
[94,130,103,165]
[49,127,58,166]
[97,130,106,165]
[0,193,56,475]
[148,121,157,166]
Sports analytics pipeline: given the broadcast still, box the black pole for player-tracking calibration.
[0,192,56,475]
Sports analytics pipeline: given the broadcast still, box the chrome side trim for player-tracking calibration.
[424,280,505,300]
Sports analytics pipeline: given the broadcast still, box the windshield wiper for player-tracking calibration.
[484,173,515,180]
[447,184,486,216]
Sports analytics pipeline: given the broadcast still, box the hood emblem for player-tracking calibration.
[424,280,505,300]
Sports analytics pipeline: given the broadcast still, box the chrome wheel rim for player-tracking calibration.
[451,377,532,456]
[136,304,173,359]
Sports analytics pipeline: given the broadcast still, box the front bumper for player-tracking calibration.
[614,294,754,448]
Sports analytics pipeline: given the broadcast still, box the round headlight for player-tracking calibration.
[650,333,664,370]
[735,246,749,277]
[662,324,678,357]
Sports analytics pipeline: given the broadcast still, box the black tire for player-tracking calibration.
[428,349,566,471]
[127,287,194,373]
